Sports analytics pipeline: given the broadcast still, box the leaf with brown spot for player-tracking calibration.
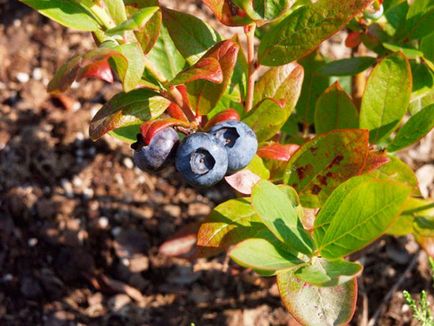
[283,129,386,208]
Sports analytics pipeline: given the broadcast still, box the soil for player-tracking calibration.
[0,1,433,325]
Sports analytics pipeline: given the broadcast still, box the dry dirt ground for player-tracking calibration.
[0,1,433,325]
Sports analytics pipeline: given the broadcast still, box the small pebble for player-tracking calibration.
[123,157,134,169]
[32,68,43,81]
[28,238,38,247]
[72,101,81,112]
[16,72,30,83]
[98,217,109,229]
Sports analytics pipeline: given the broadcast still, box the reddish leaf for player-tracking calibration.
[225,169,261,195]
[170,57,223,85]
[188,40,240,115]
[204,108,240,129]
[360,150,390,173]
[78,59,114,83]
[278,272,358,325]
[166,103,189,122]
[258,143,300,161]
[48,48,123,94]
[203,0,252,26]
[141,118,190,145]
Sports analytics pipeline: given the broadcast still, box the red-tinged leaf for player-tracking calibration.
[258,143,300,161]
[283,129,386,208]
[203,0,253,26]
[135,6,162,55]
[258,0,372,66]
[78,59,114,83]
[253,62,304,116]
[225,169,261,195]
[89,89,170,141]
[48,48,123,94]
[345,31,363,48]
[166,103,189,122]
[170,57,223,85]
[360,150,390,173]
[187,40,240,115]
[159,223,199,259]
[197,198,264,257]
[204,108,240,129]
[277,272,358,325]
[141,118,190,145]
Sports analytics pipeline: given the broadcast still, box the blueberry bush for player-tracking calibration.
[20,0,434,324]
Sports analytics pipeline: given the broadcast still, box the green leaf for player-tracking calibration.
[410,89,434,115]
[109,122,141,144]
[89,89,170,140]
[246,155,270,179]
[187,40,240,115]
[314,82,359,133]
[317,57,376,76]
[295,52,330,125]
[277,272,357,325]
[368,156,420,196]
[252,180,313,255]
[133,5,162,55]
[402,0,434,40]
[243,98,288,142]
[253,62,304,115]
[258,0,371,66]
[162,8,221,65]
[230,237,305,274]
[145,25,186,81]
[19,0,100,31]
[360,52,412,143]
[411,61,434,100]
[110,43,146,92]
[232,0,293,23]
[106,7,159,35]
[421,33,434,71]
[284,129,378,208]
[197,198,265,255]
[388,104,434,152]
[314,176,411,259]
[388,198,434,236]
[103,0,127,24]
[383,43,424,59]
[294,258,363,287]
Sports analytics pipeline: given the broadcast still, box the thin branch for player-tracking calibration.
[245,23,256,113]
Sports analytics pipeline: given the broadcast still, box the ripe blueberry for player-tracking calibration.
[209,121,258,174]
[132,128,179,171]
[175,133,228,187]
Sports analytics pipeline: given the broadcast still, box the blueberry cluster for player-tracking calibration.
[132,121,258,187]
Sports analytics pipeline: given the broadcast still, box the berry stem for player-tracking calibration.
[245,23,256,113]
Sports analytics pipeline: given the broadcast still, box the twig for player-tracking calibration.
[368,251,420,326]
[244,23,256,113]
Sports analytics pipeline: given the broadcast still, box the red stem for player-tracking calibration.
[245,23,256,113]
